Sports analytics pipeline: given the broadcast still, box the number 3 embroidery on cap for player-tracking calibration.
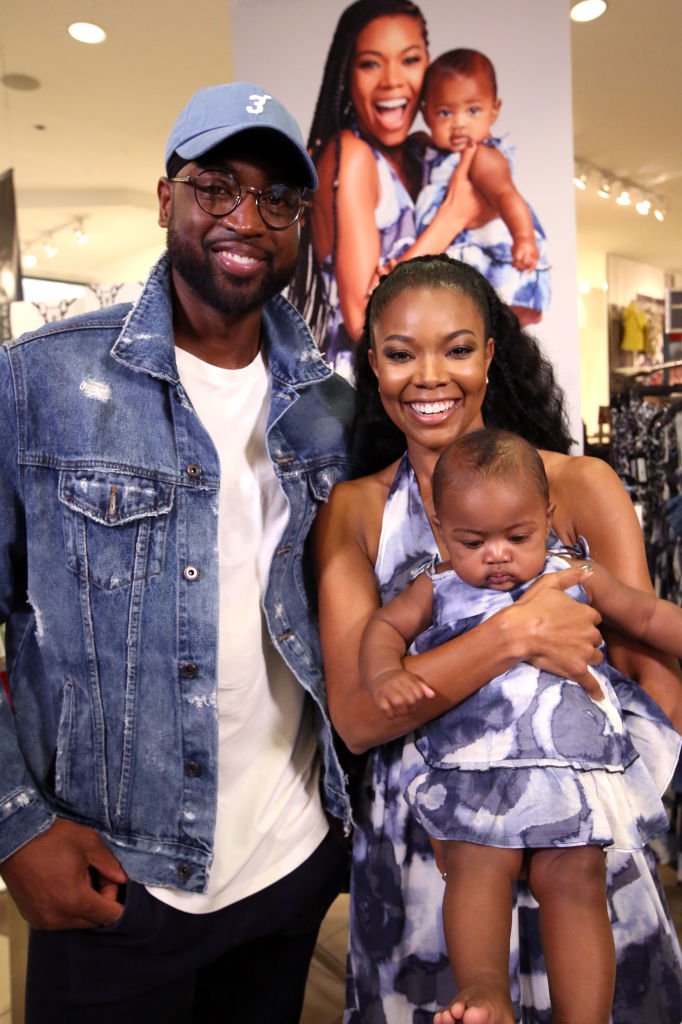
[246,94,272,115]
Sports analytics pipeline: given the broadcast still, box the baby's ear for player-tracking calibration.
[546,502,555,533]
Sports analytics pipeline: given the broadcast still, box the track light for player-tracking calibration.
[73,218,89,245]
[573,166,588,190]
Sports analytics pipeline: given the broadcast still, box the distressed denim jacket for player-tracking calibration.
[0,255,356,892]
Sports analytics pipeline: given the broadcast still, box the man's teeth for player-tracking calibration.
[410,401,455,415]
[229,252,259,265]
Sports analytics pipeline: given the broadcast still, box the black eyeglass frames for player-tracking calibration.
[168,169,311,230]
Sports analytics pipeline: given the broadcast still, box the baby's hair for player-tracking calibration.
[423,48,498,100]
[432,428,549,519]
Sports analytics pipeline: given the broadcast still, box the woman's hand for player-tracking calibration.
[402,141,484,260]
[513,568,604,697]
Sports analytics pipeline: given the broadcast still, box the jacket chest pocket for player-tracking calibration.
[59,470,174,590]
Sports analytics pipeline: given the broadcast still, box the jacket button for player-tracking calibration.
[186,463,202,478]
[183,565,200,581]
[185,761,202,778]
[180,662,198,678]
[176,862,192,880]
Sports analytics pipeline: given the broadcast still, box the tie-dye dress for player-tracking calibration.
[406,554,669,853]
[320,133,416,382]
[344,454,682,1024]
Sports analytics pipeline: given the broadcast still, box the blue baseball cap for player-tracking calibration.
[165,82,317,190]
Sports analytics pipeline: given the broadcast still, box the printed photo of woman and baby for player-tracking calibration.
[290,0,552,382]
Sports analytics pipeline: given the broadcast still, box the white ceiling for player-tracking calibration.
[0,0,680,286]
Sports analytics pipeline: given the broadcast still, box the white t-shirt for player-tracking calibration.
[147,346,328,913]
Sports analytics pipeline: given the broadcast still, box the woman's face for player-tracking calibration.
[369,286,494,457]
[349,14,428,149]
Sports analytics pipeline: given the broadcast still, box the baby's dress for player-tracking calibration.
[406,555,669,851]
[415,137,551,314]
[319,128,416,382]
[344,453,682,1024]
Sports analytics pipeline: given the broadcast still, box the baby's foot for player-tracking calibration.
[434,972,514,1024]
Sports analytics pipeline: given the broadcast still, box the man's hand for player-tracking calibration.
[514,567,605,699]
[0,818,128,930]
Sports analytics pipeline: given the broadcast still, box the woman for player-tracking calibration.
[314,255,682,1023]
[291,0,483,380]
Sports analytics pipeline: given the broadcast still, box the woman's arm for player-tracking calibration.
[312,132,382,342]
[548,452,682,728]
[398,142,485,260]
[315,476,603,753]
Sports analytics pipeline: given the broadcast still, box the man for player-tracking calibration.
[0,82,356,1023]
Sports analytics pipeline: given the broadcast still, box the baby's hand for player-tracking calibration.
[369,669,435,719]
[512,236,539,271]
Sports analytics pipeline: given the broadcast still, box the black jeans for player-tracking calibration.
[26,828,348,1024]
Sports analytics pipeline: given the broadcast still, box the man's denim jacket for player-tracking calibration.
[0,255,356,892]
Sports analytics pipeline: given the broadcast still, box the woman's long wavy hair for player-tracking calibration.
[289,0,428,344]
[353,254,574,473]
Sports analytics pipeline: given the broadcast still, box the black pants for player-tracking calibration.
[26,829,348,1024]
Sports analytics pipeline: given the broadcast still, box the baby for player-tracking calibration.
[416,49,551,325]
[361,428,682,1024]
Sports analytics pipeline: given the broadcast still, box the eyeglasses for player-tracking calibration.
[168,169,311,230]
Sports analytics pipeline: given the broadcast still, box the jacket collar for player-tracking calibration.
[112,251,333,390]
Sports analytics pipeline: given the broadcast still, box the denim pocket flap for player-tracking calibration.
[306,464,345,503]
[59,470,174,526]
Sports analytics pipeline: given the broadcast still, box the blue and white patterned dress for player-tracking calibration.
[415,138,551,314]
[320,133,416,382]
[406,555,669,853]
[344,454,682,1024]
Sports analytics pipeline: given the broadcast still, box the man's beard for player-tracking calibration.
[166,227,295,317]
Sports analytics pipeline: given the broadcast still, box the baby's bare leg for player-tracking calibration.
[434,840,520,1024]
[527,846,614,1024]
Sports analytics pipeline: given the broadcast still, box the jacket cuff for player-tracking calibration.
[0,788,55,863]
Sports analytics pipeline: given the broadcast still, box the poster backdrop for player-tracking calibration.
[231,0,581,443]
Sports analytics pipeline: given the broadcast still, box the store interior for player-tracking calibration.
[0,1,681,1021]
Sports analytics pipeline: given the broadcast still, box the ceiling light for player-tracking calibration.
[68,22,107,44]
[73,218,89,245]
[615,189,631,206]
[22,252,37,270]
[43,237,58,258]
[573,169,588,190]
[570,1,607,22]
[597,179,611,199]
[635,196,651,216]
[654,205,665,222]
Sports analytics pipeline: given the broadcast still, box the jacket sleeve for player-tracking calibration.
[0,344,55,861]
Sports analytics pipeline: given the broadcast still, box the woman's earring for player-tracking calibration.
[486,375,489,384]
